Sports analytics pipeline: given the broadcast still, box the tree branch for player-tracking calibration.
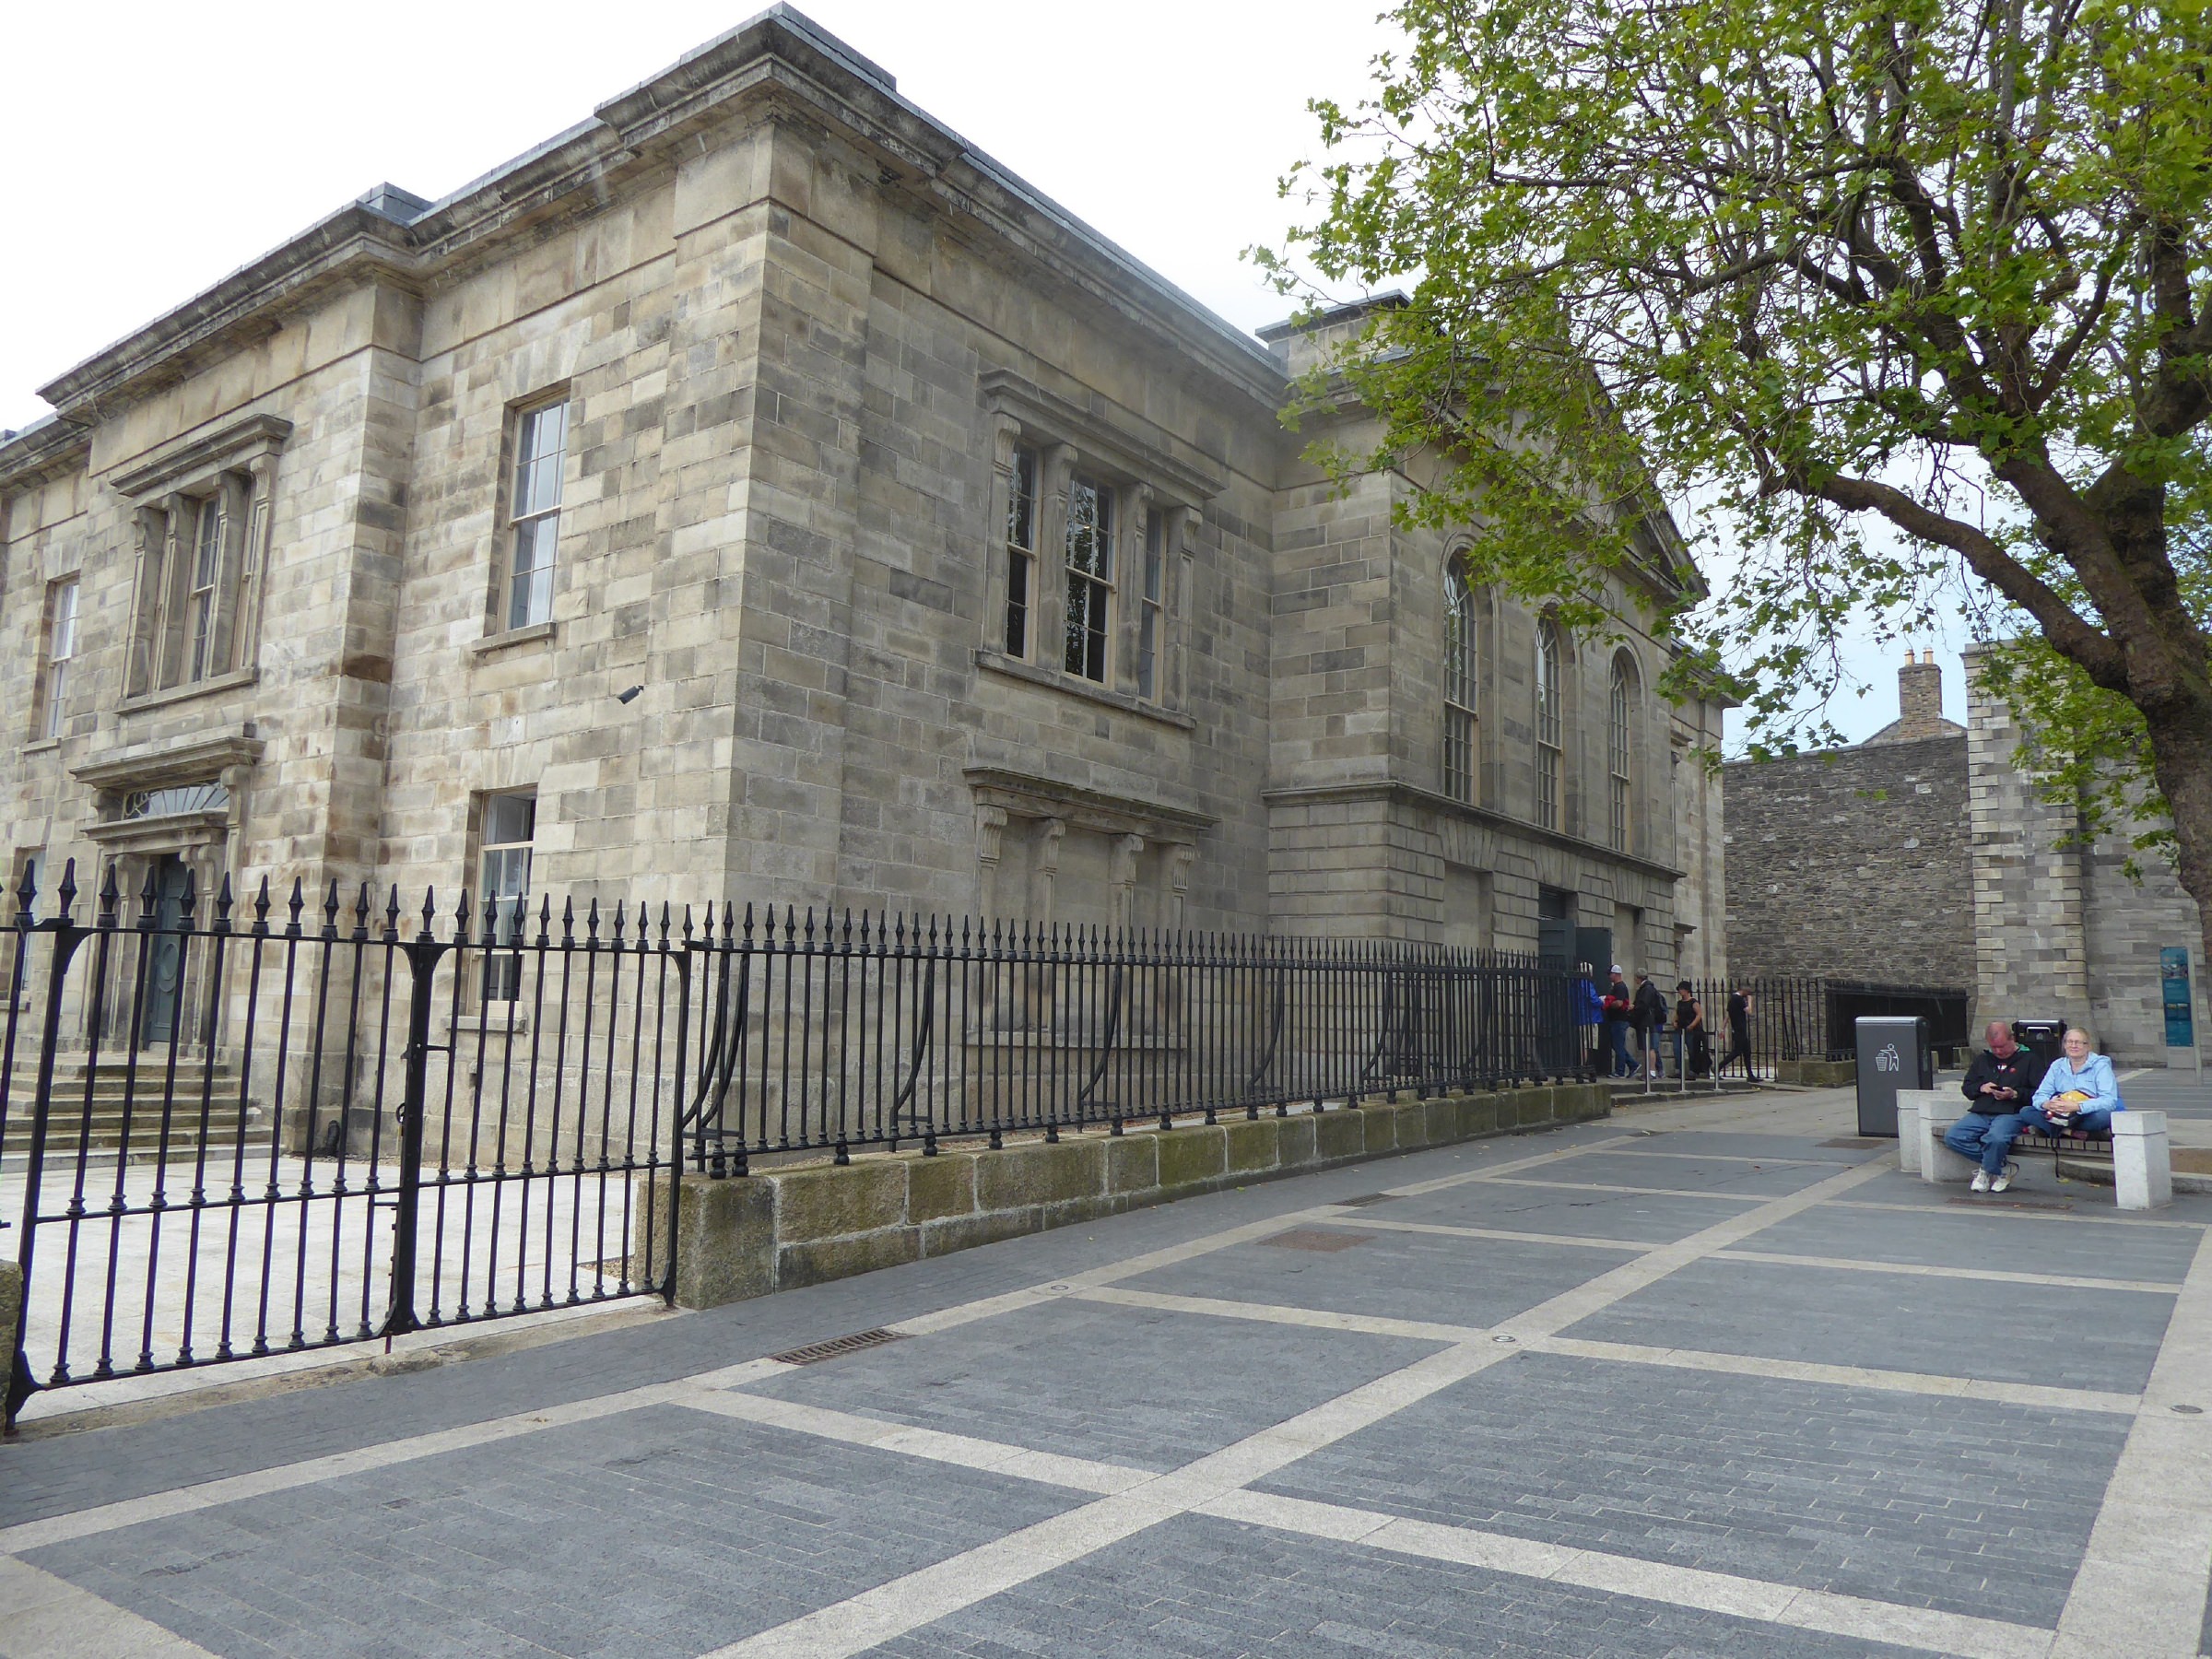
[1790,465,2126,687]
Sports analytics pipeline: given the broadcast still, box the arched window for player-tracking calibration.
[1608,653,1637,852]
[1442,563,1478,803]
[1535,619,1563,831]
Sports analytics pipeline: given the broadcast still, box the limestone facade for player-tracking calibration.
[0,8,1729,997]
[1965,647,2205,1065]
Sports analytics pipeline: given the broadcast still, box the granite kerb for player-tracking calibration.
[642,1083,1611,1309]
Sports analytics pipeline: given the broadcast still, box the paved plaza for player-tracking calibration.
[4,1084,2210,1659]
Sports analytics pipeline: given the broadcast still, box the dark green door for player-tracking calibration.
[142,856,191,1046]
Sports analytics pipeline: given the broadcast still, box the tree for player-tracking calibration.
[1258,0,2212,972]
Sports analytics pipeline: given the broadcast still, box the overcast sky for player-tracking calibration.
[3,0,1965,742]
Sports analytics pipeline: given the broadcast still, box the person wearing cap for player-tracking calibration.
[1601,966,1634,1077]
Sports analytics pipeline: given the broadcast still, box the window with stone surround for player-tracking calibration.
[131,479,251,695]
[1063,474,1113,682]
[1608,652,1637,852]
[116,413,286,703]
[1535,619,1563,832]
[477,792,536,1002]
[1442,562,1479,804]
[37,579,77,741]
[503,399,569,631]
[1004,445,1038,658]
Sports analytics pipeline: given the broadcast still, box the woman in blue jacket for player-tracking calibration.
[2017,1027,2124,1139]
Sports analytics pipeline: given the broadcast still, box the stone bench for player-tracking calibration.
[1897,1089,2171,1209]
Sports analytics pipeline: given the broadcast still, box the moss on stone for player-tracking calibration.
[1224,1118,1281,1175]
[906,1153,975,1223]
[1156,1124,1227,1190]
[778,1226,922,1288]
[974,1138,1108,1211]
[775,1160,906,1243]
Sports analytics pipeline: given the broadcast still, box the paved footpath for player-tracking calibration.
[6,1086,2212,1659]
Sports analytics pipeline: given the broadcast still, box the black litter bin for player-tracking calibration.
[1854,1015,1933,1135]
[2012,1018,2067,1070]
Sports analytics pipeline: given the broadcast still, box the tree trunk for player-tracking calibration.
[2143,703,2212,1025]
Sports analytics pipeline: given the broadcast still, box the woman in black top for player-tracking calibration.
[1675,982,1709,1079]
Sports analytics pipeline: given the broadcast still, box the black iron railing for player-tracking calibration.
[4,862,1589,1420]
[1586,975,1971,1085]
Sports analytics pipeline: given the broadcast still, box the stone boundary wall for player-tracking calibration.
[648,1083,1611,1309]
[1724,735,1971,988]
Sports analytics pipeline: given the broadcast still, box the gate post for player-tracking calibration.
[7,862,89,1429]
[379,898,448,1342]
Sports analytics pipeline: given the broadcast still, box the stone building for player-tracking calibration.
[1966,647,2206,1065]
[1728,642,2206,1067]
[1723,653,1973,989]
[0,6,1730,1004]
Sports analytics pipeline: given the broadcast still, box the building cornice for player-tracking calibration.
[1261,778,1686,882]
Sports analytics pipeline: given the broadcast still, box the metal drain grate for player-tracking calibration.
[1818,1136,1890,1149]
[1334,1193,1399,1207]
[1261,1228,1372,1253]
[771,1328,908,1366]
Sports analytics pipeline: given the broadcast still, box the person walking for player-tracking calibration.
[1718,984,1755,1079]
[1601,968,1634,1078]
[1675,981,1709,1080]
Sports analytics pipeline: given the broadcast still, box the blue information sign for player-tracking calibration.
[2162,947,2195,1048]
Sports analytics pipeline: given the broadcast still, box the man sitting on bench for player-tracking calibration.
[1945,1020,2046,1194]
[2018,1026,2124,1143]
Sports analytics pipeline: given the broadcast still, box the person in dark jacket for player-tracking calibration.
[1717,985,1755,1078]
[1943,1020,2047,1194]
[1631,971,1669,1077]
[1601,968,1634,1077]
[1675,981,1709,1079]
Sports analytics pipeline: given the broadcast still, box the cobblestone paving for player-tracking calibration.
[5,1086,2210,1659]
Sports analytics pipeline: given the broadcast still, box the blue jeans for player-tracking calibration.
[1605,1020,1633,1077]
[2018,1104,2115,1140]
[1945,1110,2025,1175]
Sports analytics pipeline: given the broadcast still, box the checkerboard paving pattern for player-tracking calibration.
[6,1089,2211,1659]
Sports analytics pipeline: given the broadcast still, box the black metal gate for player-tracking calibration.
[4,865,679,1425]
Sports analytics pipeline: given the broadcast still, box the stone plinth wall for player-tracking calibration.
[1724,735,1971,987]
[646,1082,1610,1309]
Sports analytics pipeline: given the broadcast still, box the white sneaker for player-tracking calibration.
[1991,1162,2018,1194]
[1971,1170,1992,1193]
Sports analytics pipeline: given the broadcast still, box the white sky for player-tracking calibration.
[1,0,1964,743]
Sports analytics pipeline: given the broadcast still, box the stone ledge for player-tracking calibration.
[644,1082,1612,1310]
[1775,1058,1857,1087]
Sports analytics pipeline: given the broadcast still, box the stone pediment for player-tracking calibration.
[74,731,264,795]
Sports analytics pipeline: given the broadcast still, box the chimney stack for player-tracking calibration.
[1899,650,1944,728]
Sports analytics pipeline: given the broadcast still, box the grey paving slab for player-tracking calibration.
[1833,1164,2212,1223]
[1564,1257,2174,1392]
[744,1299,1441,1471]
[870,1511,1947,1659]
[1609,1129,1879,1162]
[1120,1226,1630,1329]
[1254,1348,2124,1627]
[21,1406,1079,1659]
[0,1119,1615,1526]
[1743,1203,2204,1281]
[1356,1180,1758,1243]
[1528,1149,1842,1198]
